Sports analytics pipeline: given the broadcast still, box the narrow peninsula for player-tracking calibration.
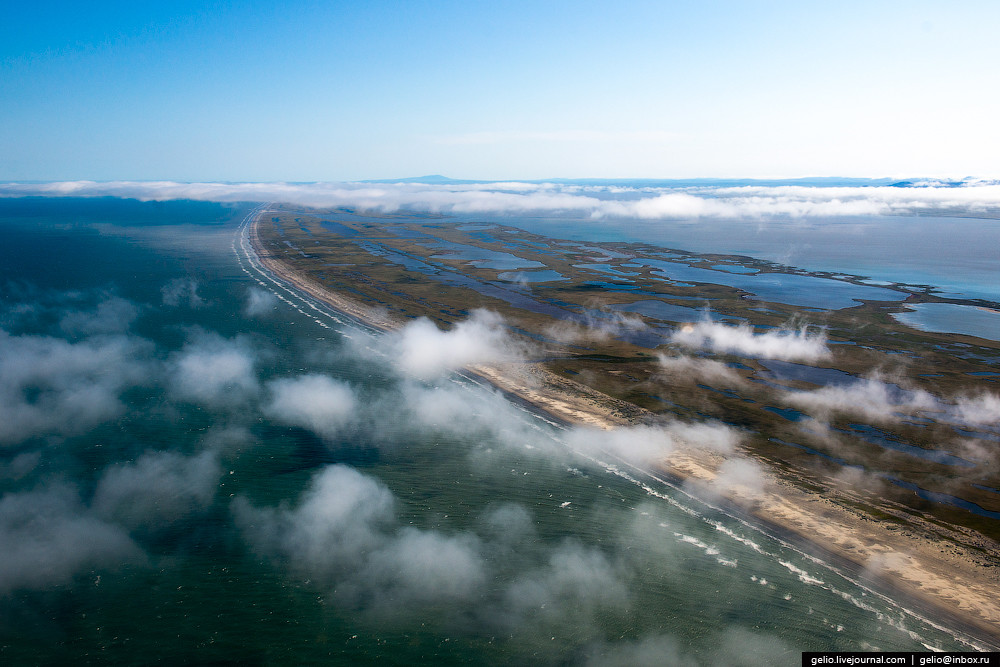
[247,203,1000,647]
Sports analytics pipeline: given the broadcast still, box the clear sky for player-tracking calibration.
[2,1,998,181]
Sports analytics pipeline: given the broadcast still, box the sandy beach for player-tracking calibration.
[248,211,1000,649]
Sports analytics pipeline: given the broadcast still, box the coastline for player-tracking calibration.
[247,209,1000,649]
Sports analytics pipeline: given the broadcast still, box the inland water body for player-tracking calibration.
[0,197,994,664]
[480,209,1000,339]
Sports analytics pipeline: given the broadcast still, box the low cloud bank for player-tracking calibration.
[670,320,830,363]
[0,281,872,653]
[784,376,1000,430]
[502,540,627,626]
[93,450,221,529]
[244,286,278,317]
[234,464,623,623]
[565,421,741,467]
[161,278,204,308]
[711,458,768,498]
[385,309,524,379]
[783,376,936,423]
[0,483,143,593]
[656,353,745,385]
[363,379,554,456]
[5,179,1000,219]
[0,328,152,444]
[545,309,647,344]
[167,331,259,406]
[0,283,753,643]
[566,425,679,466]
[264,374,357,440]
[59,296,140,336]
[952,392,1000,427]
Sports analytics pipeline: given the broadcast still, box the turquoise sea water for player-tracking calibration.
[0,198,993,664]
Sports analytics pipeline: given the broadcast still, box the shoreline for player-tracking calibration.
[246,208,1000,649]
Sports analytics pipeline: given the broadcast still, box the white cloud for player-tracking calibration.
[233,464,484,611]
[59,296,140,336]
[785,377,999,433]
[200,424,255,453]
[0,451,41,481]
[385,380,552,457]
[480,503,536,545]
[565,425,679,466]
[168,331,258,406]
[382,374,743,472]
[387,309,524,379]
[161,278,205,308]
[670,320,830,363]
[950,392,1000,427]
[93,450,221,529]
[662,420,742,453]
[397,381,499,431]
[951,438,997,466]
[244,286,279,317]
[503,541,627,624]
[264,374,357,440]
[0,329,152,445]
[544,309,647,345]
[5,179,1000,219]
[233,463,640,628]
[235,465,395,578]
[711,458,767,498]
[783,376,937,423]
[565,421,740,467]
[656,353,745,385]
[355,528,485,607]
[0,483,143,593]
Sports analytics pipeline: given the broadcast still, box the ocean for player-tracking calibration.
[0,197,992,664]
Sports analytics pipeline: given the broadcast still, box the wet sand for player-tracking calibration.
[248,209,1000,649]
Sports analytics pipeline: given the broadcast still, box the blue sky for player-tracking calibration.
[2,1,998,181]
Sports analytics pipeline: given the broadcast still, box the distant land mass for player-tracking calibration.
[362,175,936,187]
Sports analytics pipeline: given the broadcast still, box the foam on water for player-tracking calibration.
[778,560,825,586]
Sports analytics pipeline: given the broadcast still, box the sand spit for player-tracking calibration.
[248,210,1000,648]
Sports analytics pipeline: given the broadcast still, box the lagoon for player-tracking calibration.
[892,303,1000,342]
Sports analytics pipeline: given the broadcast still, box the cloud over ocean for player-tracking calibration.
[5,178,1000,219]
